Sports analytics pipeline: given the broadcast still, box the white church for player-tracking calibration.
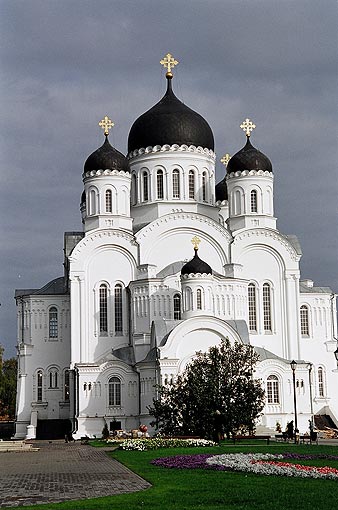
[14,54,337,440]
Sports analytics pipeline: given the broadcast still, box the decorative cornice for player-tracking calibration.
[181,273,213,280]
[136,211,232,243]
[82,169,130,180]
[226,169,273,180]
[233,228,300,262]
[69,229,137,262]
[128,144,216,161]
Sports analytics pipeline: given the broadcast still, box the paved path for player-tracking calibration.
[0,441,151,508]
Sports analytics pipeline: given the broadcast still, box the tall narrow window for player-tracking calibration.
[202,172,207,202]
[157,170,164,199]
[172,169,180,199]
[49,307,58,339]
[300,305,309,336]
[173,294,181,320]
[108,376,121,406]
[263,283,272,332]
[114,284,123,333]
[37,371,43,402]
[188,170,195,199]
[196,289,202,310]
[105,189,112,213]
[131,174,137,205]
[248,283,257,332]
[143,172,148,201]
[267,375,279,404]
[99,284,108,333]
[318,367,324,397]
[89,189,96,215]
[250,190,258,212]
[49,369,58,389]
[64,370,70,401]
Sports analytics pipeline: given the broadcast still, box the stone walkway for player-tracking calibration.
[0,440,151,508]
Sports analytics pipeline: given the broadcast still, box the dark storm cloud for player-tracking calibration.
[0,0,337,356]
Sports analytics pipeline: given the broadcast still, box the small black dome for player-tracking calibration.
[215,178,228,202]
[181,249,212,276]
[128,77,214,153]
[227,137,272,174]
[84,136,130,173]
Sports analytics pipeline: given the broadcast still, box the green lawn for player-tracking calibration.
[11,442,338,510]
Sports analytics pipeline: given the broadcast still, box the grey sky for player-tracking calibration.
[1,0,337,357]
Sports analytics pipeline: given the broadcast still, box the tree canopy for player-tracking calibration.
[149,338,265,440]
[0,345,17,420]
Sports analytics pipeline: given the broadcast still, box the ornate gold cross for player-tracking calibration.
[220,153,231,167]
[98,115,114,136]
[191,235,201,250]
[160,53,179,77]
[240,118,256,137]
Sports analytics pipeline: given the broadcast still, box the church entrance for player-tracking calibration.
[36,419,72,440]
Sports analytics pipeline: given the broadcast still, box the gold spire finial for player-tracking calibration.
[98,115,114,136]
[220,153,231,167]
[191,235,201,251]
[240,118,256,137]
[160,53,179,78]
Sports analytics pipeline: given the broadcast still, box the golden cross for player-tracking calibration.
[98,115,114,136]
[160,53,179,77]
[191,236,201,250]
[220,153,231,167]
[240,118,256,137]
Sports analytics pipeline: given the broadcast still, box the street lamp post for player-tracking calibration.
[290,360,298,444]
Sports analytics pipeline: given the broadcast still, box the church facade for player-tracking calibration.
[14,55,338,440]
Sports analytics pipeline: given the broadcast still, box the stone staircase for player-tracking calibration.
[0,440,39,452]
[254,424,276,436]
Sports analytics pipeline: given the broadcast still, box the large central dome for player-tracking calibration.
[128,76,214,153]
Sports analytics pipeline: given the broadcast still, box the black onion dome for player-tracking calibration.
[84,136,130,173]
[215,178,228,202]
[181,249,212,276]
[128,77,214,153]
[227,137,272,174]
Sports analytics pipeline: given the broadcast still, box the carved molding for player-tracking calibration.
[233,228,300,262]
[82,169,130,179]
[128,144,216,161]
[69,229,137,262]
[226,169,273,180]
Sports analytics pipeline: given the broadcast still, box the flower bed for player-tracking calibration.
[111,438,217,451]
[152,452,338,479]
[207,453,338,479]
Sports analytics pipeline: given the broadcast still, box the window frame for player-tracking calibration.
[108,376,121,406]
[262,283,272,332]
[188,170,195,199]
[99,284,108,334]
[49,307,58,339]
[172,169,180,199]
[300,305,310,336]
[250,189,258,213]
[248,283,257,332]
[114,283,123,333]
[173,293,181,320]
[267,375,280,404]
[105,189,112,213]
[157,169,164,200]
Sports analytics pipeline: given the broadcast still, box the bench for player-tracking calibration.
[275,433,290,442]
[233,435,271,445]
[299,434,318,445]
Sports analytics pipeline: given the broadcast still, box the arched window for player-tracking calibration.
[173,294,181,320]
[157,170,164,199]
[318,367,324,397]
[105,189,112,213]
[234,189,241,215]
[99,284,108,333]
[108,376,121,406]
[114,284,123,333]
[131,174,137,205]
[188,170,195,199]
[250,190,258,213]
[300,305,309,336]
[267,375,279,404]
[248,283,257,332]
[49,369,58,389]
[37,370,43,402]
[49,307,58,339]
[202,172,207,202]
[172,169,180,199]
[143,172,149,201]
[263,283,272,332]
[196,289,202,310]
[64,370,70,401]
[89,189,96,215]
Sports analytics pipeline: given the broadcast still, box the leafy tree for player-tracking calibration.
[149,338,265,440]
[0,345,17,420]
[102,423,110,439]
